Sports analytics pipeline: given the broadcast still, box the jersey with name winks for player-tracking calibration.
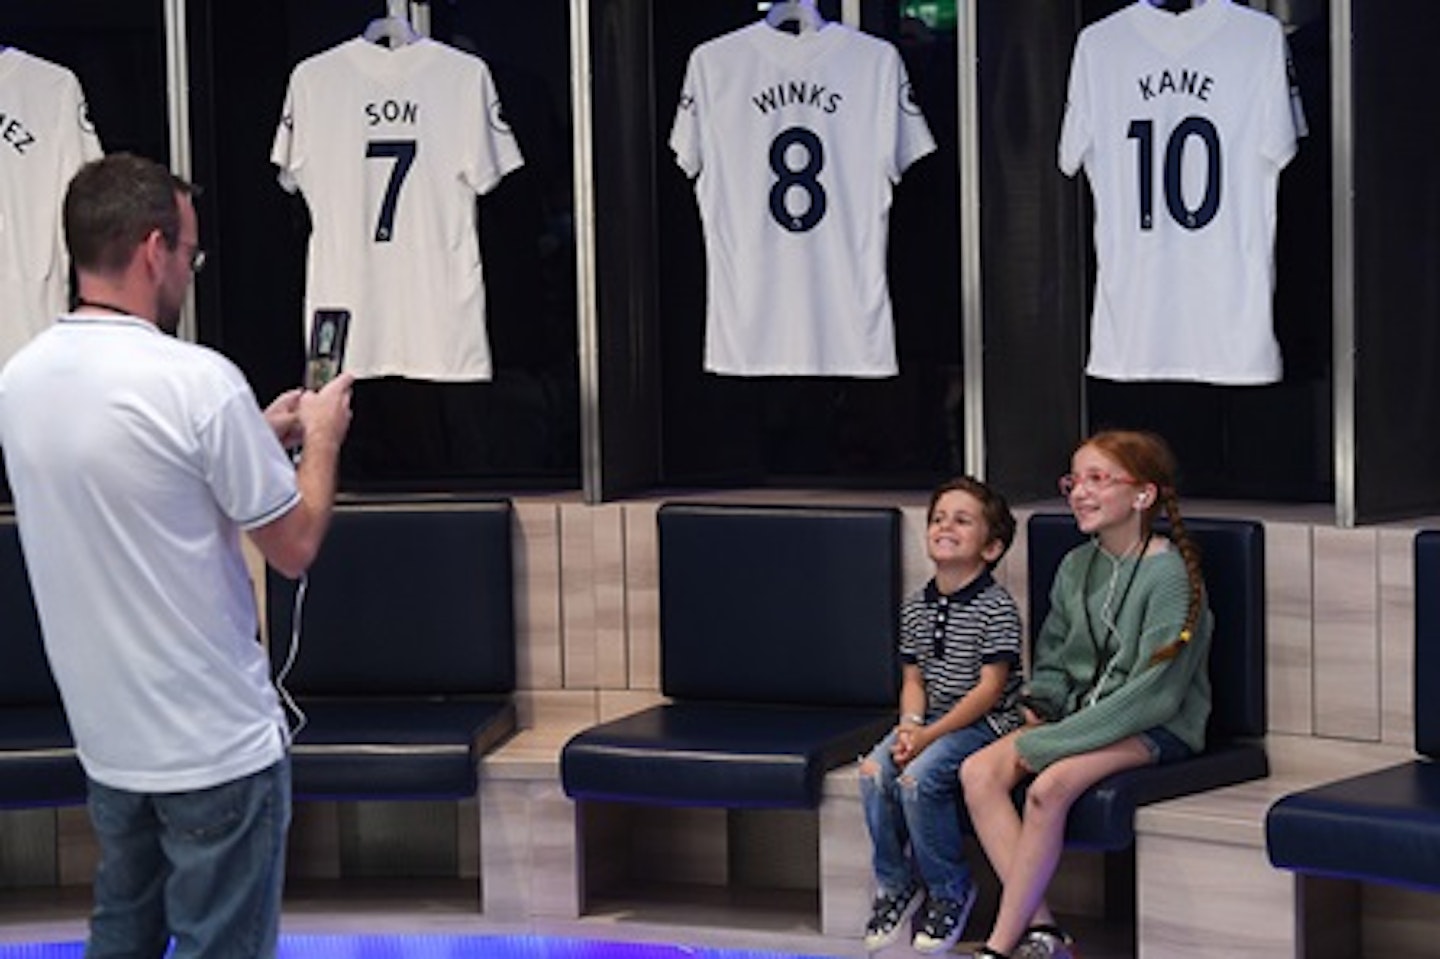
[671,21,934,377]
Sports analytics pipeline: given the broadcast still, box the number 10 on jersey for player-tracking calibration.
[1127,115,1221,232]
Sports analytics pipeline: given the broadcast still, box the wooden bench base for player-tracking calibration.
[1135,735,1432,959]
[480,731,582,920]
[481,735,877,942]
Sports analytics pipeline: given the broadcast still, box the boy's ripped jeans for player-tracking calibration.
[858,722,996,902]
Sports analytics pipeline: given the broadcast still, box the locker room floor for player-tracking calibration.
[0,880,1134,958]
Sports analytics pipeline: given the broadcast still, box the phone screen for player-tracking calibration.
[305,308,350,390]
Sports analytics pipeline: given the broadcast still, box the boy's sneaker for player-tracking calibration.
[863,882,924,952]
[911,883,978,954]
[1012,924,1077,959]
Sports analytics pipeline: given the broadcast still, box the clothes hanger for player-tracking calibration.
[764,0,824,34]
[363,15,421,48]
[364,0,421,48]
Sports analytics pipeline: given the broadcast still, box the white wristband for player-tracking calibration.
[902,713,925,725]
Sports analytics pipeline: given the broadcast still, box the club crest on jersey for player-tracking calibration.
[488,99,512,134]
[365,99,419,125]
[901,81,922,116]
[1137,68,1214,102]
[751,80,841,115]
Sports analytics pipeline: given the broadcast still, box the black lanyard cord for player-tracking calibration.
[74,299,134,316]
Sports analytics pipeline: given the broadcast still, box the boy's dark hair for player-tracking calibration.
[927,475,1017,561]
[63,153,194,275]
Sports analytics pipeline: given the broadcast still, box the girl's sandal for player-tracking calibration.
[1014,923,1078,959]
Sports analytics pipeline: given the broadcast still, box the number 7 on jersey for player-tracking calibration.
[365,139,417,242]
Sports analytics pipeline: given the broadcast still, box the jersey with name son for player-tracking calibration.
[273,37,523,381]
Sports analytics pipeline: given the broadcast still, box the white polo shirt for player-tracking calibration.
[0,314,298,793]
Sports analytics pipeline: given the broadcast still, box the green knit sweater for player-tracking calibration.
[1016,540,1213,772]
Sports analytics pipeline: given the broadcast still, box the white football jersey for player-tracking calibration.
[1060,0,1302,384]
[671,21,935,377]
[0,49,102,367]
[272,38,523,381]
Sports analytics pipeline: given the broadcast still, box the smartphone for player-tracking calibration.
[305,308,350,390]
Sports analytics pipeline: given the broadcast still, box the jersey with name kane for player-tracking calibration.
[672,21,935,377]
[272,37,523,381]
[0,49,102,367]
[1060,0,1301,384]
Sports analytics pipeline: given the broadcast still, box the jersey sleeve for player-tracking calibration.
[1057,33,1092,177]
[270,73,303,194]
[669,49,704,179]
[1284,36,1309,141]
[67,72,104,163]
[465,62,525,196]
[197,364,300,532]
[1258,26,1302,167]
[54,69,102,192]
[890,52,936,182]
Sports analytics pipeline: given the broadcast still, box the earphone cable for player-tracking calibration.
[275,571,308,742]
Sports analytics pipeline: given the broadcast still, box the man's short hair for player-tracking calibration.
[63,153,194,275]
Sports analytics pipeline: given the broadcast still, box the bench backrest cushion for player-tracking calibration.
[0,517,62,707]
[658,503,901,707]
[1417,530,1440,756]
[267,502,515,697]
[0,515,85,808]
[1026,513,1266,743]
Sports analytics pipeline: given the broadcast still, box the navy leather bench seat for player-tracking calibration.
[266,501,518,801]
[561,504,901,809]
[0,514,85,809]
[1025,514,1269,850]
[1266,530,1440,891]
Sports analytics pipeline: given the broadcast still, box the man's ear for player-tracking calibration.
[140,228,168,277]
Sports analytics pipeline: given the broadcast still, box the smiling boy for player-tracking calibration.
[859,476,1024,953]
